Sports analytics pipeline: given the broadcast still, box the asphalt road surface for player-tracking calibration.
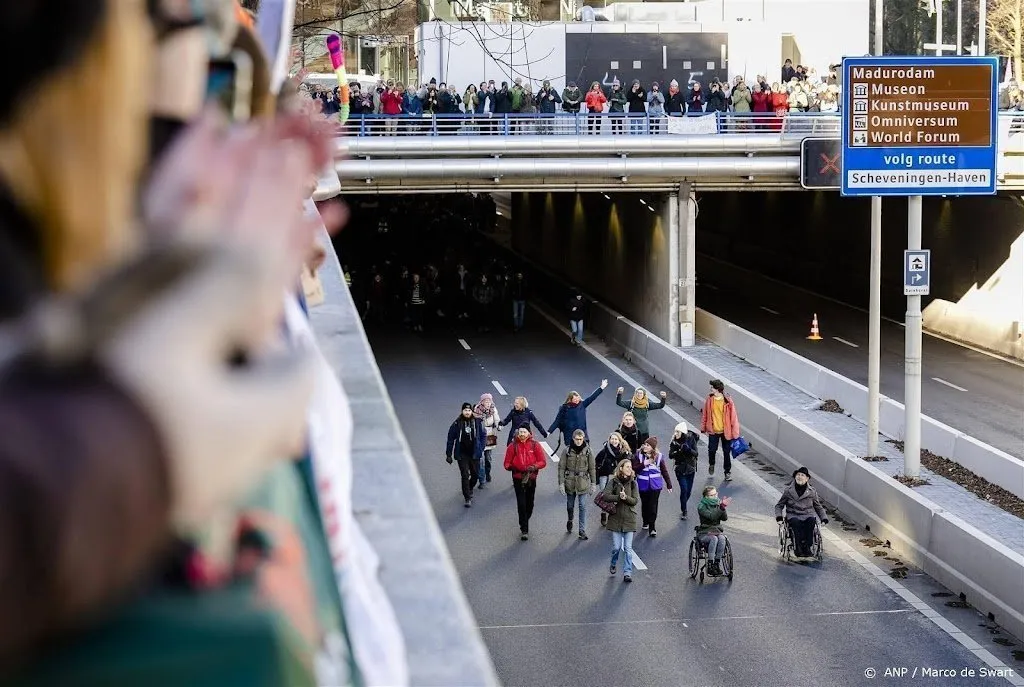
[367,309,1021,687]
[696,255,1024,459]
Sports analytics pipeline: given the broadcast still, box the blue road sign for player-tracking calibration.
[841,56,998,197]
[904,249,931,296]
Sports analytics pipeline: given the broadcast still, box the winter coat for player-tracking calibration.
[595,442,630,478]
[775,482,827,521]
[707,88,729,113]
[617,424,642,456]
[771,91,789,116]
[669,431,700,476]
[509,278,528,300]
[686,88,705,113]
[402,92,423,115]
[548,386,604,440]
[446,416,485,460]
[631,451,673,492]
[476,406,501,449]
[472,282,495,305]
[567,296,588,321]
[700,393,741,440]
[503,432,548,481]
[608,88,627,113]
[561,87,582,113]
[626,85,647,113]
[602,476,639,532]
[731,84,752,112]
[751,89,771,113]
[614,392,665,435]
[510,85,525,112]
[492,88,512,114]
[697,496,728,535]
[558,443,596,494]
[646,89,666,116]
[380,90,403,115]
[666,91,686,115]
[537,86,561,113]
[499,407,548,444]
[585,89,607,113]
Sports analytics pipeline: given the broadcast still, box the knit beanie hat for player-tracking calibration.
[794,466,810,478]
[479,393,493,403]
[644,437,658,451]
[461,402,473,412]
[674,422,688,435]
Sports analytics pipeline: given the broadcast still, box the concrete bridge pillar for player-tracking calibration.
[669,183,697,347]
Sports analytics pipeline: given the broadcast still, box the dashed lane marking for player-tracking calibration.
[492,380,508,396]
[833,336,859,348]
[759,306,780,315]
[932,377,968,392]
[458,338,471,350]
[539,440,559,463]
[532,303,1021,686]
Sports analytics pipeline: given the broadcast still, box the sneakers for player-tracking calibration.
[566,519,573,534]
[724,472,732,481]
[477,482,486,490]
[578,531,588,541]
[708,465,715,475]
[623,574,632,583]
[600,512,608,526]
[486,474,492,483]
[649,528,657,538]
[707,561,720,576]
[609,564,616,575]
[464,499,472,508]
[680,512,688,520]
[520,531,529,541]
[642,524,649,530]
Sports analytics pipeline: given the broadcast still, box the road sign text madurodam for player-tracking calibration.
[841,56,998,197]
[847,64,992,147]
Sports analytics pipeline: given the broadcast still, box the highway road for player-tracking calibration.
[696,254,1024,459]
[366,311,1021,687]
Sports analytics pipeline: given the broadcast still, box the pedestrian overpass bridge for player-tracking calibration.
[314,112,1024,196]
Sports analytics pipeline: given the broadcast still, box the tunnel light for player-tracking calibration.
[496,210,503,216]
[639,199,647,206]
[648,204,656,213]
[602,193,611,200]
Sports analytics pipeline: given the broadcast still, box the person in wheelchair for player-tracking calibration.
[697,485,731,576]
[775,467,828,557]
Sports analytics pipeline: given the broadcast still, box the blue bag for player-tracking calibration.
[730,436,750,457]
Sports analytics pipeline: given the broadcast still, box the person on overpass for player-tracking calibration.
[775,467,828,557]
[594,431,632,527]
[548,379,609,443]
[499,396,548,445]
[567,291,588,345]
[446,403,486,508]
[615,386,667,447]
[473,393,501,487]
[602,459,640,583]
[558,429,597,540]
[700,379,740,481]
[631,437,672,537]
[504,425,548,540]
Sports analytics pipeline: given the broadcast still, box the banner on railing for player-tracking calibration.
[666,115,719,135]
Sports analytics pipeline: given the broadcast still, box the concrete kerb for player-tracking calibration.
[951,433,1024,500]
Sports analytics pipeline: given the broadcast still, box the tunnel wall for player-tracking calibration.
[510,192,672,340]
[695,191,1024,322]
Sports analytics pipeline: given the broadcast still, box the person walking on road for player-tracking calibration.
[615,386,667,447]
[595,431,631,527]
[604,459,640,583]
[558,429,597,540]
[617,412,642,459]
[499,396,548,445]
[504,425,548,540]
[700,379,740,481]
[446,402,485,507]
[775,467,828,557]
[669,422,700,520]
[474,393,501,487]
[631,437,672,537]
[549,379,608,444]
[510,272,528,332]
[567,291,588,346]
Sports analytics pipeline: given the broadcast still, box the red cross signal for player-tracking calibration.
[819,152,840,175]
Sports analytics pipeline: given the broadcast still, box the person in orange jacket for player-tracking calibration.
[699,379,740,481]
[504,425,548,540]
[584,81,608,134]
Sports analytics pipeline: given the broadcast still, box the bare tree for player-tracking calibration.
[987,0,1022,81]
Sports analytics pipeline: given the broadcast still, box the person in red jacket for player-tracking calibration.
[700,379,741,481]
[380,84,404,135]
[584,82,607,134]
[504,425,548,540]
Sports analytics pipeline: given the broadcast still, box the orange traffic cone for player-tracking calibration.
[807,313,823,340]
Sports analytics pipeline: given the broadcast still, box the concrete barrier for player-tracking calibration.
[696,308,1024,499]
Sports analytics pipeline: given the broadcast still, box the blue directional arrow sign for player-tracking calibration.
[904,250,931,296]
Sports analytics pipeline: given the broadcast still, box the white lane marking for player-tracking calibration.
[759,306,780,315]
[833,336,859,348]
[532,304,1019,684]
[932,377,968,392]
[458,338,471,350]
[631,552,648,570]
[539,440,560,462]
[492,380,508,396]
[479,609,913,630]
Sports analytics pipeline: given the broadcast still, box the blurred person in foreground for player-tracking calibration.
[0,0,341,678]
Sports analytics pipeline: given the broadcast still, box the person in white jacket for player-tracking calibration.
[474,393,502,487]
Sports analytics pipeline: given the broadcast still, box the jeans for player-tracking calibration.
[610,530,635,575]
[639,488,661,530]
[570,319,584,342]
[457,456,479,500]
[700,533,726,560]
[513,477,537,533]
[478,448,493,483]
[675,470,695,515]
[597,475,609,490]
[566,491,588,533]
[708,433,732,473]
[512,300,526,329]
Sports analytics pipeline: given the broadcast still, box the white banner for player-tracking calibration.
[665,114,719,135]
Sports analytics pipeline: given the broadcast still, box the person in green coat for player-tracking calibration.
[558,429,597,540]
[697,485,731,576]
[602,459,640,583]
[615,386,667,446]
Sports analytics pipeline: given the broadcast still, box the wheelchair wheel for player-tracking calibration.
[688,540,699,579]
[723,540,734,581]
[778,522,788,558]
[810,523,823,561]
[784,525,794,562]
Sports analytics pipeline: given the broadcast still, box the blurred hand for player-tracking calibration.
[659,391,668,398]
[616,386,624,395]
[721,497,732,507]
[558,484,566,496]
[600,379,608,389]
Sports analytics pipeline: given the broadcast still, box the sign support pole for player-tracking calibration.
[978,0,986,55]
[904,196,923,477]
[867,0,884,457]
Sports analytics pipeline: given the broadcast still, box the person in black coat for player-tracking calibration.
[567,291,589,345]
[446,402,486,506]
[499,397,548,445]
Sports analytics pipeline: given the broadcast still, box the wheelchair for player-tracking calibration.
[778,518,822,562]
[688,527,733,583]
